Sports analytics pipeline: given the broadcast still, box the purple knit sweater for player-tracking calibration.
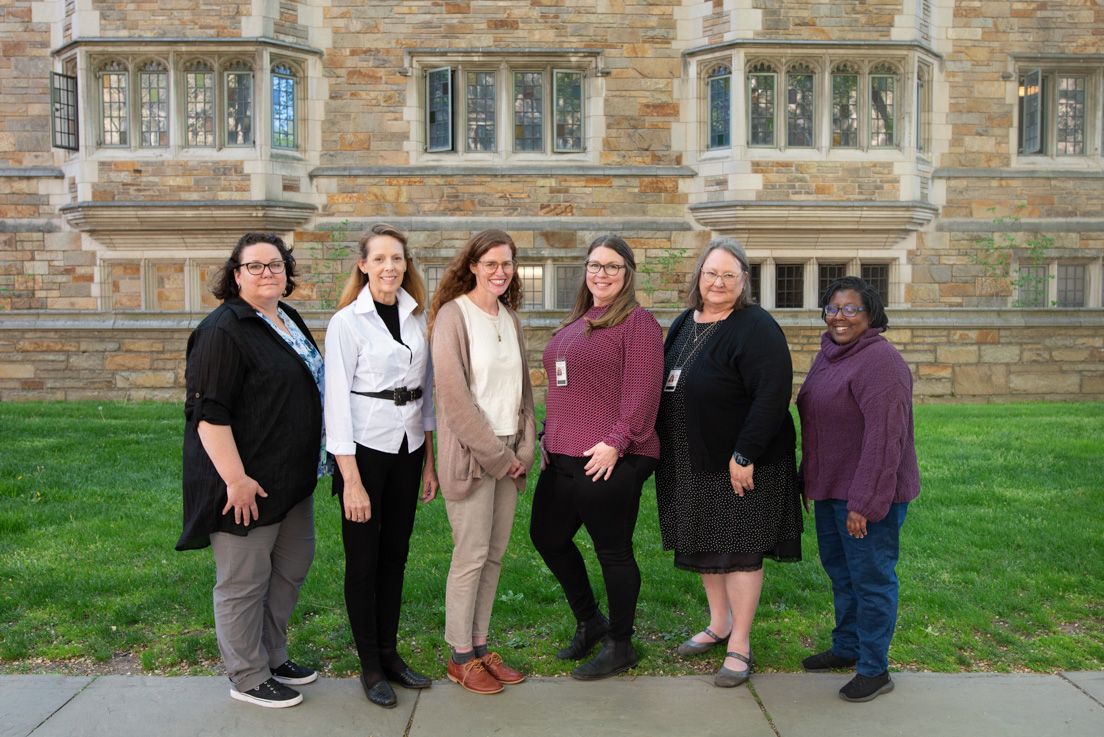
[796,328,920,522]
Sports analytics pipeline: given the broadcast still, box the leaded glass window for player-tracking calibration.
[748,66,776,147]
[466,71,495,152]
[1020,70,1042,154]
[514,71,544,152]
[139,62,169,147]
[1056,76,1086,156]
[861,264,890,306]
[100,62,129,147]
[818,263,847,300]
[1017,265,1048,308]
[555,264,584,308]
[1057,264,1086,307]
[518,265,544,308]
[831,69,858,148]
[272,64,297,149]
[708,65,731,149]
[554,70,584,152]
[427,66,452,152]
[787,66,814,148]
[185,62,215,147]
[225,63,253,146]
[870,67,896,147]
[775,264,804,308]
[51,72,79,151]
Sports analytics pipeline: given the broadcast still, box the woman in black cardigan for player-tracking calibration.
[655,237,802,689]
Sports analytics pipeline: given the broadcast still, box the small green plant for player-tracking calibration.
[970,206,1055,307]
[304,219,352,310]
[638,246,688,307]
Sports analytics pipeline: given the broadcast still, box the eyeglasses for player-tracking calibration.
[824,304,868,318]
[585,261,627,276]
[239,260,286,275]
[701,269,741,285]
[475,259,517,274]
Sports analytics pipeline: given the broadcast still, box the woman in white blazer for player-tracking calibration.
[324,223,439,709]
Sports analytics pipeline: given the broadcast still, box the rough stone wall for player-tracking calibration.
[91,161,251,202]
[751,161,900,200]
[274,0,308,45]
[91,0,246,37]
[751,0,903,40]
[3,310,1100,403]
[0,0,52,169]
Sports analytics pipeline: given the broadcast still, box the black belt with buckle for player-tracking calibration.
[352,386,423,406]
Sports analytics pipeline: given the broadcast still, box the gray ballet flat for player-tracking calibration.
[714,650,753,688]
[676,627,729,656]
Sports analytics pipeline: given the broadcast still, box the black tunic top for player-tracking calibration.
[177,297,322,551]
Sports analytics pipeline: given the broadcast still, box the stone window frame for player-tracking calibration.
[750,253,903,309]
[1013,256,1103,309]
[271,58,301,151]
[99,255,224,312]
[177,55,258,150]
[1015,61,1103,162]
[405,49,604,164]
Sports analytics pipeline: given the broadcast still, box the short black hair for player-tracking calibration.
[818,275,888,330]
[210,232,297,301]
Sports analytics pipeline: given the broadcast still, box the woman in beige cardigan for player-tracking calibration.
[428,229,537,696]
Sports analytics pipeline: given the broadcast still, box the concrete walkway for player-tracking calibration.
[3,672,1103,737]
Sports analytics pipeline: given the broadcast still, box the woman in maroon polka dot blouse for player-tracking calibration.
[530,234,664,681]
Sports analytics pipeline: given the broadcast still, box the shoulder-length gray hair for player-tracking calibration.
[687,237,756,311]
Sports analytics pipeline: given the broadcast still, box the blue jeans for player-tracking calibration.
[814,499,908,677]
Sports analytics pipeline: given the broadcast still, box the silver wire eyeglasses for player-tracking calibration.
[239,261,286,275]
[585,261,627,275]
[475,259,517,274]
[700,269,741,285]
[824,304,868,318]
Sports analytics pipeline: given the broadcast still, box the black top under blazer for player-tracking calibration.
[663,305,796,474]
[177,297,322,551]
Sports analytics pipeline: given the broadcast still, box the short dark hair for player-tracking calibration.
[818,275,888,330]
[210,232,297,301]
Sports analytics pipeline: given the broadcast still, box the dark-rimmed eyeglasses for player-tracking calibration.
[585,261,627,276]
[239,260,286,276]
[824,304,867,318]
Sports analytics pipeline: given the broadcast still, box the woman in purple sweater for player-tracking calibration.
[796,276,920,703]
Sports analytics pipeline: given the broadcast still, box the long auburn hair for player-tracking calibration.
[335,223,427,314]
[427,229,521,341]
[553,235,640,336]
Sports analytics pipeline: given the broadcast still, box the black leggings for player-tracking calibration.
[333,436,424,675]
[530,452,658,640]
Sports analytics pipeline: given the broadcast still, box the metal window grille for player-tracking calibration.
[466,71,496,152]
[1056,76,1086,156]
[1020,70,1042,154]
[748,263,760,304]
[861,264,890,306]
[100,68,129,146]
[831,72,858,148]
[272,64,297,149]
[50,72,79,151]
[555,264,584,308]
[818,263,847,300]
[513,72,544,152]
[748,72,776,147]
[1017,265,1048,307]
[139,66,169,147]
[1057,264,1086,307]
[786,71,814,147]
[775,264,804,308]
[423,265,445,300]
[554,70,584,152]
[225,68,253,146]
[185,65,215,147]
[518,265,544,309]
[870,73,896,147]
[708,65,731,149]
[426,66,452,152]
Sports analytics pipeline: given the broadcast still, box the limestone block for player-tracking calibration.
[1008,372,1081,395]
[936,345,979,364]
[953,364,1009,396]
[979,345,1020,363]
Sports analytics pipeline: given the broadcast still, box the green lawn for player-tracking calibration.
[1,401,1102,677]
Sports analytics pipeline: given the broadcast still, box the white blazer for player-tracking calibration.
[324,286,436,456]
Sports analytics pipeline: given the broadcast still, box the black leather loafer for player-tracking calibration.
[360,672,397,708]
[384,666,432,689]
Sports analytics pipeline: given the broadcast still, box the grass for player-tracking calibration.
[1,401,1102,677]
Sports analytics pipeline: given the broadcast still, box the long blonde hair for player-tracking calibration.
[427,229,522,341]
[553,235,640,336]
[336,223,427,314]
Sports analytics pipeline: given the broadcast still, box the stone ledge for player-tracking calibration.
[934,167,1104,179]
[310,165,697,178]
[0,167,65,178]
[937,218,1104,233]
[310,217,694,233]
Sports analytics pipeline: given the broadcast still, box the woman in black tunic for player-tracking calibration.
[655,237,802,688]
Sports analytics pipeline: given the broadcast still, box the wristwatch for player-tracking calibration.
[732,452,750,467]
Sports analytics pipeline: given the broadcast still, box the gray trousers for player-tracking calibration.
[443,435,519,649]
[210,496,315,692]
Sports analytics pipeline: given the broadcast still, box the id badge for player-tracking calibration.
[555,359,568,387]
[664,367,682,392]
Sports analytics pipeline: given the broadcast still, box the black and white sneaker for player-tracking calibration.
[272,660,318,686]
[230,677,303,708]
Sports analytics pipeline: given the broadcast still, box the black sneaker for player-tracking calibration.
[802,649,859,672]
[272,659,318,685]
[839,671,894,702]
[230,677,303,708]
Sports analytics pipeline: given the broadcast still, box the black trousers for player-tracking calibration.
[333,436,424,674]
[530,452,658,640]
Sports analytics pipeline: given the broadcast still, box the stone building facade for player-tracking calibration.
[0,0,1102,402]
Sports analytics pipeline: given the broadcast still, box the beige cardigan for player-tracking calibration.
[431,298,537,501]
